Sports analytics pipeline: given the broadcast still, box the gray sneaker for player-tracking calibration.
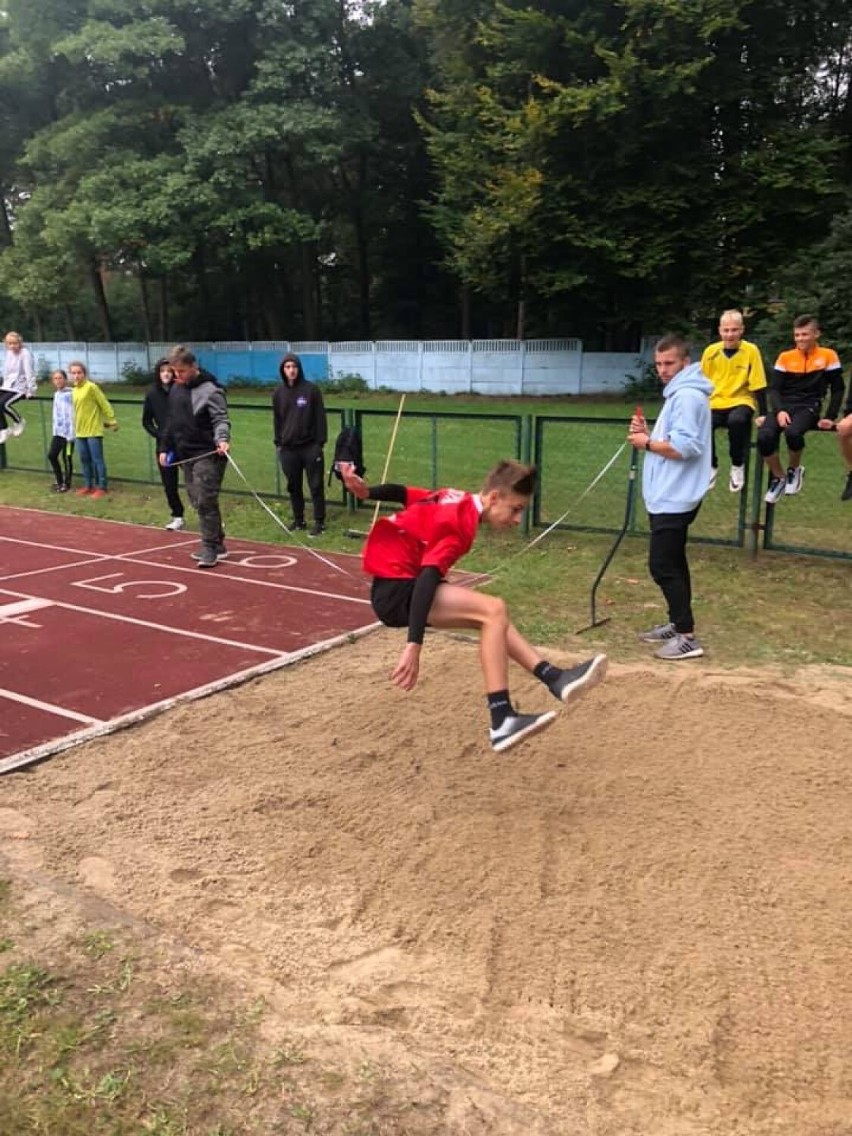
[489,711,557,754]
[655,634,704,660]
[195,547,219,569]
[638,621,677,643]
[550,654,608,705]
[191,545,228,561]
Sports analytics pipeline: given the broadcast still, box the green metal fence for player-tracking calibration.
[2,396,849,561]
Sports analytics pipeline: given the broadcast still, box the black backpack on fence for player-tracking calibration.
[329,425,366,485]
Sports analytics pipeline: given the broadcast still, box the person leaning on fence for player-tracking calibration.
[0,330,37,443]
[700,309,768,493]
[47,369,75,492]
[758,315,844,505]
[628,334,712,661]
[339,458,608,754]
[159,346,230,569]
[70,361,118,498]
[143,357,186,531]
[272,352,328,537]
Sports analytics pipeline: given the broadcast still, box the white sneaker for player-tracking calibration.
[9,419,25,438]
[785,466,804,495]
[165,516,186,531]
[489,711,557,753]
[0,429,7,444]
[729,465,745,493]
[708,466,718,490]
[765,476,786,505]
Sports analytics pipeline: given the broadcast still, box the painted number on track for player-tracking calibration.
[72,573,188,599]
[226,554,297,569]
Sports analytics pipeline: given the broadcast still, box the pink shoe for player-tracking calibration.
[91,488,108,499]
[75,487,93,496]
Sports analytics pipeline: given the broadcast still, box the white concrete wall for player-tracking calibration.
[30,339,652,395]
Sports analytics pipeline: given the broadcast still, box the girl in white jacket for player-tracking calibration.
[1,330,36,443]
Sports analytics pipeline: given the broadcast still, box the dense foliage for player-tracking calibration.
[1,0,851,349]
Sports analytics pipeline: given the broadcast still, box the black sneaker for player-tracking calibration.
[842,472,852,502]
[550,654,608,706]
[291,520,307,531]
[308,523,326,537]
[195,548,218,569]
[191,544,229,561]
[489,711,557,754]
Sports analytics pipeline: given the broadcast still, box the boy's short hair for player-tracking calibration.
[793,314,819,330]
[655,333,690,357]
[168,345,197,366]
[482,460,537,497]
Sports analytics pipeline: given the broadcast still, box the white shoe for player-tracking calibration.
[729,465,745,492]
[165,516,186,531]
[9,419,25,438]
[765,476,786,505]
[0,429,7,445]
[785,466,804,495]
[708,466,718,490]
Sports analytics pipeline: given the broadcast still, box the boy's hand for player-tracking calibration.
[391,643,421,691]
[105,421,119,431]
[339,461,369,499]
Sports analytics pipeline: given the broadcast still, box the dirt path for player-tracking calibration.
[2,631,851,1134]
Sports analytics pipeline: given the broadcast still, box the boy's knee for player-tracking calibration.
[784,429,806,451]
[838,415,852,439]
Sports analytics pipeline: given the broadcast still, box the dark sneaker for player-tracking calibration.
[784,466,804,495]
[489,711,557,754]
[308,522,326,537]
[291,520,307,531]
[842,472,852,501]
[655,634,704,660]
[191,545,228,561]
[550,653,608,706]
[764,476,786,505]
[195,547,219,569]
[638,621,676,643]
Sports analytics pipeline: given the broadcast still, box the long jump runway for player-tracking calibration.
[0,506,376,774]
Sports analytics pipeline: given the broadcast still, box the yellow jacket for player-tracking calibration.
[700,339,767,411]
[72,379,117,437]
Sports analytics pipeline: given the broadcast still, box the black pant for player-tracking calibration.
[47,435,74,487]
[711,405,753,468]
[159,462,184,517]
[648,506,700,634]
[757,406,819,458]
[278,443,325,524]
[0,390,23,430]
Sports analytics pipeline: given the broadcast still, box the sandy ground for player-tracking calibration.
[2,630,851,1134]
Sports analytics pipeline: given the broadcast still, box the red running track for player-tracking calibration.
[0,507,376,773]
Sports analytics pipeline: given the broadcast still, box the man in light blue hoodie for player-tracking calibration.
[628,334,712,660]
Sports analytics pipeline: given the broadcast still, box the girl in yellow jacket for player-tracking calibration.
[70,361,118,498]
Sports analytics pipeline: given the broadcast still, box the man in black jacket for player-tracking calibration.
[273,352,328,536]
[159,346,231,568]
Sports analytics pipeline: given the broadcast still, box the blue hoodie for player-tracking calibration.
[642,362,713,514]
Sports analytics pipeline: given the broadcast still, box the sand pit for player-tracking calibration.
[2,630,851,1134]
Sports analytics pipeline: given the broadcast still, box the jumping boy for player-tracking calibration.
[339,458,607,753]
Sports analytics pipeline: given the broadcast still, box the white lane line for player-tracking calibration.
[0,598,54,618]
[0,537,368,604]
[0,587,287,656]
[0,688,104,725]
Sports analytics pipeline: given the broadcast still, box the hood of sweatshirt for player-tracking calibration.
[662,361,714,402]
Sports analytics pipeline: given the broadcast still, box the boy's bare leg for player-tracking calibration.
[427,583,512,691]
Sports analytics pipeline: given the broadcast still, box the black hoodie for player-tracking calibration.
[272,353,328,449]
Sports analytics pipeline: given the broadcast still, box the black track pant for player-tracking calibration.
[711,405,754,468]
[757,406,819,458]
[47,435,74,487]
[0,390,23,430]
[278,443,325,524]
[648,506,700,634]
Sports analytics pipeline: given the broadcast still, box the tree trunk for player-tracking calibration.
[460,284,471,339]
[89,261,114,341]
[138,270,152,342]
[158,277,169,342]
[63,304,77,341]
[32,311,45,340]
[301,240,317,339]
[0,193,12,248]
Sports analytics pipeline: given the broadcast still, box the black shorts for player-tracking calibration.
[371,577,416,627]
